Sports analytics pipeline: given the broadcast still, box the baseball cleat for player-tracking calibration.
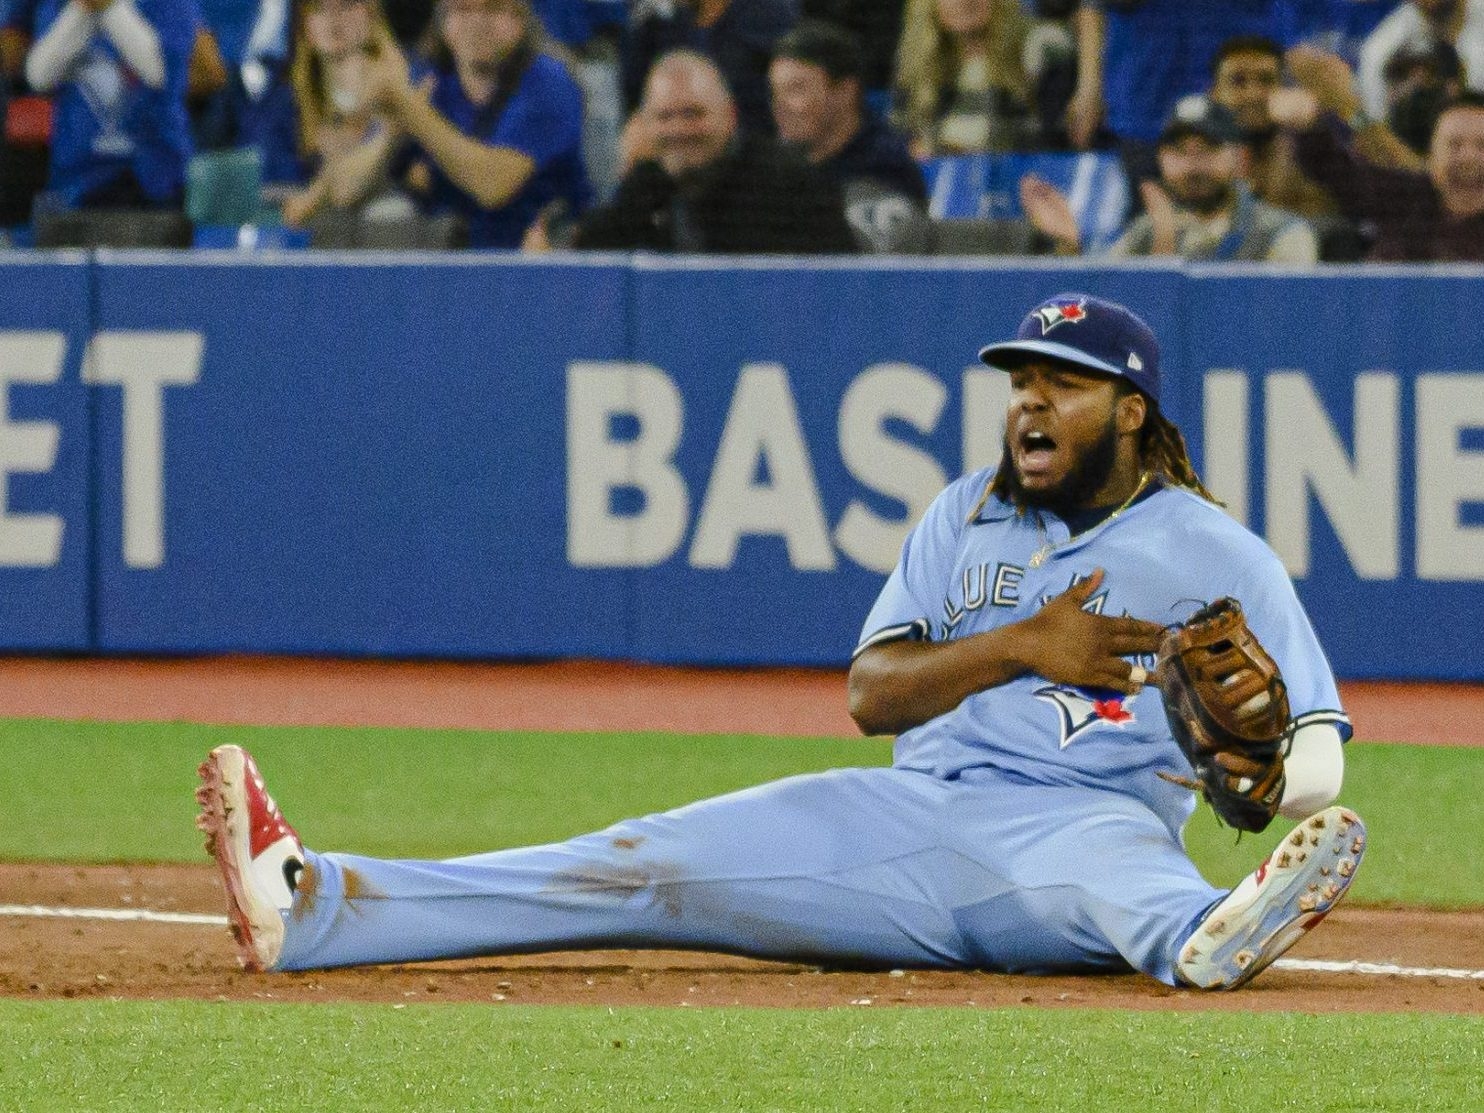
[195,744,303,971]
[1174,805,1366,990]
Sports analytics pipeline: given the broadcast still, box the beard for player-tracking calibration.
[998,411,1122,516]
[1168,177,1234,217]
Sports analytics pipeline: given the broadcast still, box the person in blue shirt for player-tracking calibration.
[198,293,1367,993]
[23,0,195,207]
[309,0,591,247]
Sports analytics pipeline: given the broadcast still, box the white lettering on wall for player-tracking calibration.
[1416,373,1484,581]
[960,367,1010,475]
[0,332,65,567]
[1264,371,1399,579]
[565,361,688,568]
[83,332,204,570]
[689,363,835,571]
[835,363,947,574]
[1203,370,1249,526]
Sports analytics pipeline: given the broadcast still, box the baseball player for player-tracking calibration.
[197,293,1364,990]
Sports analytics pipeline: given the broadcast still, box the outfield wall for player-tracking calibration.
[0,253,1480,679]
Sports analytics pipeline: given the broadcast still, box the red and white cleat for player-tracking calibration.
[195,745,303,971]
[1175,805,1366,990]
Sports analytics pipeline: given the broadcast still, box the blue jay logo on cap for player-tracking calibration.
[1031,298,1087,335]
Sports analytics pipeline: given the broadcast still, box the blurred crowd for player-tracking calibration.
[2,0,1483,261]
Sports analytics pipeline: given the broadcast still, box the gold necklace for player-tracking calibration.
[1028,472,1152,568]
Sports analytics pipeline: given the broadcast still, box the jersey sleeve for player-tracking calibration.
[490,55,583,168]
[1231,550,1352,742]
[853,474,981,658]
[141,0,200,66]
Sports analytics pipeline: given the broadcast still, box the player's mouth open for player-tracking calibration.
[1018,430,1058,477]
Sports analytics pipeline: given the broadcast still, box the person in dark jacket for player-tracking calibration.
[769,19,928,252]
[574,48,858,254]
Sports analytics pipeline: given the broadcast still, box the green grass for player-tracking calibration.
[2,1001,1482,1112]
[1,718,1480,907]
[3,719,1481,1111]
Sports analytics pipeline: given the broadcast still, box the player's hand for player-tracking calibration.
[1017,569,1166,693]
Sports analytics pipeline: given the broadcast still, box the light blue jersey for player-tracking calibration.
[857,469,1350,837]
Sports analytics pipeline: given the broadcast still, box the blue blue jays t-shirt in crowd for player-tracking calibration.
[856,470,1349,837]
[415,51,591,248]
[34,0,196,206]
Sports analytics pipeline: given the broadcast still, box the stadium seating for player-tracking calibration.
[922,150,1131,253]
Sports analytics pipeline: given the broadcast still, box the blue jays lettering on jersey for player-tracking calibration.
[34,0,196,206]
[856,467,1349,836]
[414,51,592,248]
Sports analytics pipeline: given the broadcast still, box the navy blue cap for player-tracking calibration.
[978,292,1161,403]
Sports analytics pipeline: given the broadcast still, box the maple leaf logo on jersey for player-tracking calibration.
[1031,299,1088,335]
[1035,685,1137,749]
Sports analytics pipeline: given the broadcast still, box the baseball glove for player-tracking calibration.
[1154,598,1291,833]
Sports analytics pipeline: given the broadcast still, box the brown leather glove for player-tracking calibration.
[1155,598,1291,833]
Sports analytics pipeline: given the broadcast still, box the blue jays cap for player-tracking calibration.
[978,292,1162,404]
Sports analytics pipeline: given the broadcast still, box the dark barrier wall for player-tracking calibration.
[0,254,1480,679]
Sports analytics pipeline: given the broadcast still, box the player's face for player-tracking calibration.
[1429,106,1484,216]
[1003,361,1134,510]
[769,59,834,153]
[1157,135,1240,215]
[646,69,737,178]
[1211,51,1281,134]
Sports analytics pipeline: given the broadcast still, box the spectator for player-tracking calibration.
[300,0,592,249]
[23,0,196,210]
[769,18,928,251]
[621,0,797,136]
[894,0,1034,155]
[1381,35,1464,151]
[1275,82,1484,259]
[1358,0,1484,121]
[264,0,402,203]
[1209,35,1336,218]
[1022,95,1318,263]
[1021,0,1078,147]
[2,0,35,78]
[1068,1,1293,185]
[191,0,289,151]
[800,0,907,95]
[573,49,858,252]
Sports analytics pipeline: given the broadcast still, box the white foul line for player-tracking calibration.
[2,906,1483,980]
[0,904,228,926]
[1273,958,1484,981]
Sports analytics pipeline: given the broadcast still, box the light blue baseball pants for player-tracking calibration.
[274,766,1222,985]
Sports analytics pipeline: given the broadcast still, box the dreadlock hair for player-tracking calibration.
[982,378,1221,513]
[1141,405,1222,504]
